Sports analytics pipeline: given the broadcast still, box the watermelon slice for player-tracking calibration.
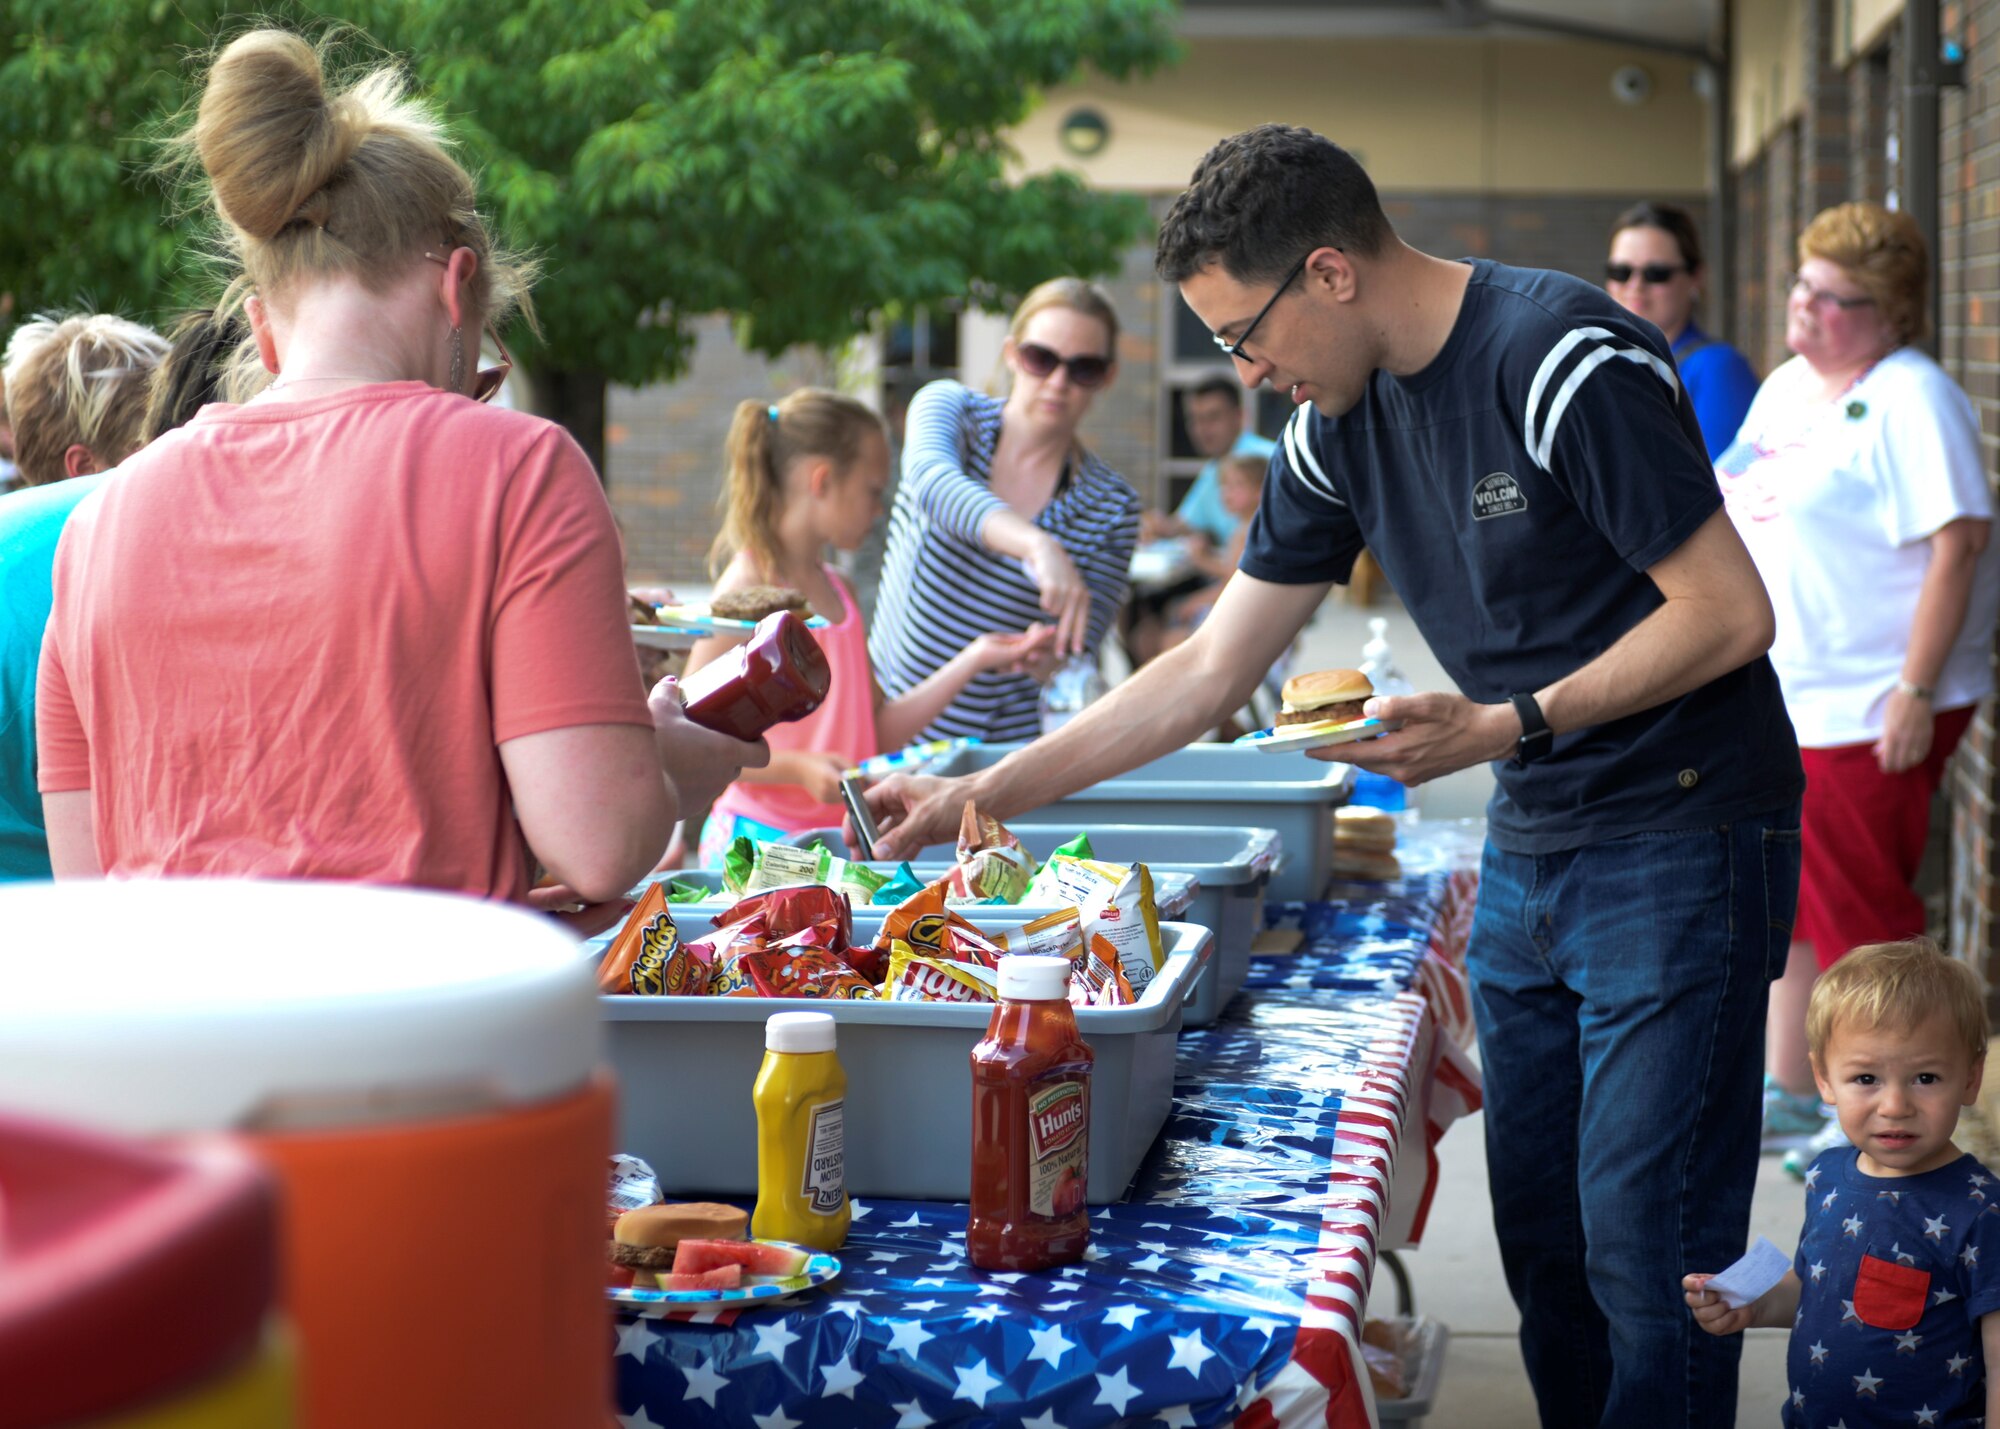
[658,1264,742,1292]
[672,1238,812,1277]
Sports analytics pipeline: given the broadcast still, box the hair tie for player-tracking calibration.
[767,405,780,423]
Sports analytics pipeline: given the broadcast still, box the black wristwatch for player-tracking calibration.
[1510,692,1554,765]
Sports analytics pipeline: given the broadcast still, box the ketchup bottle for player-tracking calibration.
[968,955,1092,1271]
[677,610,832,741]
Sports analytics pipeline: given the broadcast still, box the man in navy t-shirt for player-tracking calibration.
[866,125,1802,1428]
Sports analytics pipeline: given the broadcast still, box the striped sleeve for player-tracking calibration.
[1522,325,1681,473]
[898,380,1008,544]
[1519,323,1721,573]
[1238,403,1365,587]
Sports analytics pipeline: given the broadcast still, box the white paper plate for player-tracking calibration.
[1234,716,1390,754]
[608,1242,840,1317]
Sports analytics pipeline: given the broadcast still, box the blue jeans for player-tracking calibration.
[1469,809,1800,1429]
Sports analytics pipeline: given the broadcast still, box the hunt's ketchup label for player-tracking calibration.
[968,955,1092,1271]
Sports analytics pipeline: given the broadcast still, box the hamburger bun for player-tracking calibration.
[1332,848,1403,882]
[608,1202,749,1270]
[710,585,813,623]
[1275,668,1374,728]
[1334,805,1399,853]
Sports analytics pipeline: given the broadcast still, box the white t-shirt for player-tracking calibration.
[1718,346,2000,746]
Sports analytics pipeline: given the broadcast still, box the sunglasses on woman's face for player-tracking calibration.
[423,250,513,403]
[1015,342,1112,389]
[1605,262,1689,285]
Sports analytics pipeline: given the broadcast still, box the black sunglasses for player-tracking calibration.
[1605,262,1689,285]
[1015,342,1112,389]
[1214,249,1312,364]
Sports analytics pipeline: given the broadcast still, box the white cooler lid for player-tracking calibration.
[0,880,601,1134]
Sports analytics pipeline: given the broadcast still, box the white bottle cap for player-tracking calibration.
[765,1011,837,1053]
[998,955,1072,1002]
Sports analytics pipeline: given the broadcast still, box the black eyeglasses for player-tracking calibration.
[1213,250,1311,364]
[1015,342,1112,389]
[1605,261,1690,285]
[1788,272,1877,311]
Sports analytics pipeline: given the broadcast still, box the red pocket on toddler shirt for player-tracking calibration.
[1853,1254,1930,1330]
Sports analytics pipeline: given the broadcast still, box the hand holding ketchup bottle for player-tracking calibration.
[677,610,832,741]
[968,955,1093,1271]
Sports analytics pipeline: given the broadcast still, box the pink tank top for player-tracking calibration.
[707,568,880,834]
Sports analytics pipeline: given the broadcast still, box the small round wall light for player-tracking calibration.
[1058,107,1111,157]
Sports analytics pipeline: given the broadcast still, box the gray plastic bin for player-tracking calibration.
[637,868,1196,924]
[647,853,1241,1025]
[595,920,1211,1204]
[912,824,1278,1028]
[926,742,1349,900]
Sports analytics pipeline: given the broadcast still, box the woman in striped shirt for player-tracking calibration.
[870,279,1141,744]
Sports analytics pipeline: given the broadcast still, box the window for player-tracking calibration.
[881,308,961,443]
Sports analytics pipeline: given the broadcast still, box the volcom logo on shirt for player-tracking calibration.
[1472,472,1527,520]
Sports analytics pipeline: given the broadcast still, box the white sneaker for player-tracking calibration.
[1783,1117,1850,1180]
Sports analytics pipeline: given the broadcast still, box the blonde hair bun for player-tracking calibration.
[196,31,367,241]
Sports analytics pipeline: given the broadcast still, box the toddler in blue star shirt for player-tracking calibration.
[1684,938,2000,1425]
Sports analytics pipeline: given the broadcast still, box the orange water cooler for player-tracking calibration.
[0,880,613,1429]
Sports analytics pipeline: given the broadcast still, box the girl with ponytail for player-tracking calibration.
[686,389,1050,863]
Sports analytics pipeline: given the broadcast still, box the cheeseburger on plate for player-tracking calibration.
[1275,668,1374,728]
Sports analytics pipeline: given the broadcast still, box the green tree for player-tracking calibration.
[2,1,1180,470]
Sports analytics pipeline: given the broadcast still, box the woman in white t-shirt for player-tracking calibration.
[1717,202,2000,1160]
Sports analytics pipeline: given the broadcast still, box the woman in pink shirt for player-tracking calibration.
[688,390,1048,862]
[36,29,763,923]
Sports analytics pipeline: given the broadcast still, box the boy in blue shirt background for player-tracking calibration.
[1685,938,2000,1425]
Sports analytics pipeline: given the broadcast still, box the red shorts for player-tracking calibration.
[1796,704,1973,970]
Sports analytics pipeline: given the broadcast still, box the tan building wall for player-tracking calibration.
[1013,36,1708,195]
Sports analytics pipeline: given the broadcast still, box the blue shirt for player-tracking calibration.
[1175,430,1278,545]
[0,474,107,880]
[1240,259,1801,853]
[1673,322,1761,459]
[1786,1148,2000,1427]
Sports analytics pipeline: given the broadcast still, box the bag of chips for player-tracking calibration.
[707,883,852,950]
[883,947,998,1003]
[598,884,711,995]
[873,879,1007,969]
[992,908,1085,962]
[871,862,926,905]
[1071,932,1137,1007]
[721,949,878,1000]
[721,836,890,906]
[1029,855,1165,993]
[945,802,1034,904]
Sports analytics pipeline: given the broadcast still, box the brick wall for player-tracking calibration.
[1732,0,2000,973]
[1942,0,2000,969]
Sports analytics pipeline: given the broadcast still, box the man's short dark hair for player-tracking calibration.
[1188,375,1242,409]
[1156,125,1393,286]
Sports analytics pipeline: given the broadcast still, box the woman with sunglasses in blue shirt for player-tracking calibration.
[870,278,1141,744]
[1607,202,1760,458]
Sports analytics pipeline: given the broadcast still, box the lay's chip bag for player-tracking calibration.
[1032,855,1165,993]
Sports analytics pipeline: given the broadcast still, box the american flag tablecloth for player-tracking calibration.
[613,909,1480,1429]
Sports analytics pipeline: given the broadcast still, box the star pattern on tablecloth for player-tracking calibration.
[607,902,1471,1429]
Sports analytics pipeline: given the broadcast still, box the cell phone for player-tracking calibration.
[839,773,879,861]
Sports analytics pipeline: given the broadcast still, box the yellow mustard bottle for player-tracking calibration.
[751,1011,850,1249]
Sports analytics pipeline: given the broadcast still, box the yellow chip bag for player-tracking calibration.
[883,945,998,1003]
[991,908,1084,963]
[1030,855,1164,993]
